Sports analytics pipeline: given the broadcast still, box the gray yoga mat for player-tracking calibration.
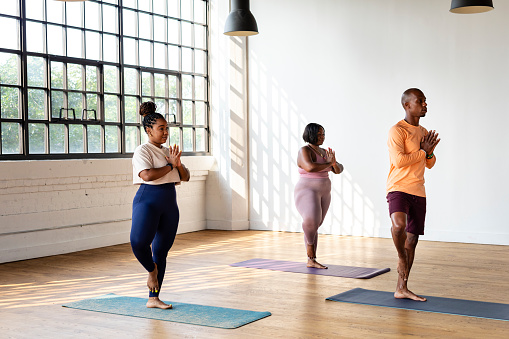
[230,258,390,279]
[326,288,509,321]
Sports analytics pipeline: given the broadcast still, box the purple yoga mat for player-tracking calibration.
[230,258,390,279]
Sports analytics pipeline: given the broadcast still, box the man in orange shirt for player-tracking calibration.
[387,88,440,301]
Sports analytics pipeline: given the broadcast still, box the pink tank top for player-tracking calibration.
[298,146,331,179]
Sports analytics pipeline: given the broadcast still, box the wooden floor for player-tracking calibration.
[1,230,508,338]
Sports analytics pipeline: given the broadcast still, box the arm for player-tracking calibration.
[388,128,425,169]
[168,144,190,182]
[326,148,343,174]
[139,166,173,182]
[297,147,333,172]
[421,130,440,169]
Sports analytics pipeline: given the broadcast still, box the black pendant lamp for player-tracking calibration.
[450,0,494,14]
[224,0,259,36]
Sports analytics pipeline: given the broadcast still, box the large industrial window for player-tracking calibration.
[0,0,209,159]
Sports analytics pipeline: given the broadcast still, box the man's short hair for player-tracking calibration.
[302,123,324,144]
[401,88,423,107]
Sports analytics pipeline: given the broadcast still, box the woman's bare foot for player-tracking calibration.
[307,258,328,269]
[394,288,427,301]
[146,297,172,309]
[147,263,159,293]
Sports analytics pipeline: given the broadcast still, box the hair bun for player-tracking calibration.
[139,101,157,117]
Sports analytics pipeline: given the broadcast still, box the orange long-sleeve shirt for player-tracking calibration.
[386,119,436,197]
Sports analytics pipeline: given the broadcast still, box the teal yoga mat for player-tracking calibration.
[327,288,509,321]
[63,294,271,329]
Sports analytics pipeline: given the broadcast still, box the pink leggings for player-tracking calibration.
[294,177,331,247]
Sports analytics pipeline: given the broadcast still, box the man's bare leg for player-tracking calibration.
[391,212,426,301]
[306,243,327,269]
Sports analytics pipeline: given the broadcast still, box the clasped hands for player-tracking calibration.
[165,144,182,168]
[420,130,440,156]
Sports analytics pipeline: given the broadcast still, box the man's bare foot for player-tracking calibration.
[146,297,172,309]
[307,258,328,269]
[397,258,408,281]
[394,288,427,301]
[147,263,159,293]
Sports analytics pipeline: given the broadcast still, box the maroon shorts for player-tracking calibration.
[387,191,426,235]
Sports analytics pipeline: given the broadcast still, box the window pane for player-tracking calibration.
[85,31,101,60]
[86,66,98,92]
[183,127,193,151]
[105,125,119,152]
[167,19,179,44]
[168,99,177,119]
[195,76,206,100]
[68,92,82,119]
[28,89,46,120]
[85,94,98,119]
[124,68,138,95]
[169,126,179,146]
[168,75,177,97]
[124,96,137,123]
[67,63,83,91]
[66,2,83,28]
[139,0,151,12]
[1,87,19,118]
[104,95,118,122]
[141,129,148,144]
[182,75,192,99]
[0,53,19,85]
[181,21,192,47]
[168,45,179,71]
[123,37,137,65]
[194,0,206,25]
[183,100,192,124]
[51,90,64,118]
[195,127,206,152]
[0,17,19,50]
[153,0,167,16]
[154,43,166,69]
[69,124,84,153]
[154,16,166,42]
[27,56,45,87]
[0,0,19,16]
[102,4,118,34]
[1,122,21,154]
[142,72,151,97]
[51,62,64,89]
[87,125,101,153]
[155,98,165,114]
[182,47,192,73]
[26,21,45,53]
[29,123,46,154]
[104,65,118,93]
[139,12,152,40]
[47,25,64,56]
[195,25,206,49]
[181,0,193,21]
[139,40,152,67]
[154,73,165,98]
[67,28,83,58]
[125,126,139,152]
[103,34,118,63]
[103,0,118,4]
[195,49,205,74]
[49,124,65,153]
[123,0,136,9]
[195,101,205,125]
[123,9,137,37]
[168,0,179,18]
[47,1,64,24]
[85,1,101,31]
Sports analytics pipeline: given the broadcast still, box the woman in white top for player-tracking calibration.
[131,101,190,309]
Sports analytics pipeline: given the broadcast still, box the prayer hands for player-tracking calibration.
[420,130,440,155]
[325,147,336,163]
[166,144,182,167]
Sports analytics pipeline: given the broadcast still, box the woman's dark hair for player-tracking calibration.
[302,123,324,144]
[139,101,165,133]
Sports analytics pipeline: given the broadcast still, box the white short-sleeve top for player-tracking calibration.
[132,143,181,185]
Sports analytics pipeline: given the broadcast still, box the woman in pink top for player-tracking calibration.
[295,123,344,269]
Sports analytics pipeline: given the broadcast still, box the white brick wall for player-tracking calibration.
[0,157,215,263]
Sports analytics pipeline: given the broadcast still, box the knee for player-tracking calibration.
[391,215,406,234]
[406,234,419,248]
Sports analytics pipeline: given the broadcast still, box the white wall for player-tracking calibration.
[248,0,509,245]
[0,157,214,263]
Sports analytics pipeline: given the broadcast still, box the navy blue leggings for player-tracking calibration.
[130,183,179,298]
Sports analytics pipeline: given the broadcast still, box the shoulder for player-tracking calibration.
[419,125,428,134]
[389,122,406,137]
